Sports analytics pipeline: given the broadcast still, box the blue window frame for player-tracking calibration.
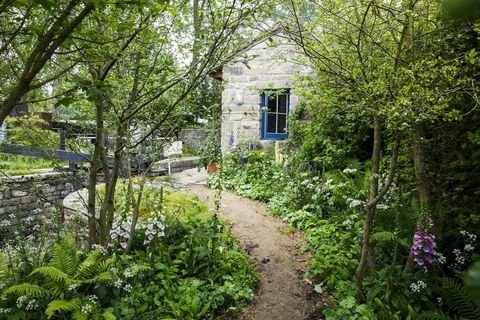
[261,89,290,140]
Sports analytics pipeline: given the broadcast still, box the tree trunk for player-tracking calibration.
[0,1,94,124]
[413,123,431,215]
[405,122,435,272]
[355,115,381,288]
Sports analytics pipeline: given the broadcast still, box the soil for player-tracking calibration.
[174,169,326,320]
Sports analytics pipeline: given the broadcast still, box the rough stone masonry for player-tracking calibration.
[0,171,85,224]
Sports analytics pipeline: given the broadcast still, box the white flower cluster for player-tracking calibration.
[25,299,37,311]
[434,252,447,265]
[81,303,93,314]
[342,168,357,174]
[110,214,166,249]
[410,280,427,293]
[67,283,78,291]
[460,230,477,242]
[0,308,11,314]
[143,216,166,245]
[343,219,354,230]
[16,296,28,308]
[91,244,109,255]
[112,269,136,292]
[451,230,478,274]
[347,198,364,208]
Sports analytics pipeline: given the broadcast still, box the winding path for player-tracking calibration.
[174,169,324,320]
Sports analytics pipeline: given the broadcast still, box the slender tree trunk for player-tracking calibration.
[413,123,431,214]
[355,115,381,288]
[405,122,435,272]
[87,147,99,246]
[87,99,106,246]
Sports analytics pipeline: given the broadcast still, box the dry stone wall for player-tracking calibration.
[0,171,86,223]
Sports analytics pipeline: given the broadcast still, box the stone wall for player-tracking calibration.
[152,156,200,174]
[220,36,313,151]
[178,128,210,152]
[0,171,86,223]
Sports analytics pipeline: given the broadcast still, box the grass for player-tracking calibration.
[0,154,67,176]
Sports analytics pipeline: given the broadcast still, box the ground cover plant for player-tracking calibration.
[211,145,480,319]
[0,187,257,320]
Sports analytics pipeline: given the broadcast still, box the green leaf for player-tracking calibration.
[46,298,81,319]
[4,283,49,298]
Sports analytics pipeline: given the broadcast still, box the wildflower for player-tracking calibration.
[410,223,436,266]
[67,284,78,291]
[240,153,246,166]
[81,304,93,314]
[342,168,357,174]
[348,199,364,208]
[25,299,37,311]
[227,130,236,147]
[410,280,427,293]
[16,296,28,308]
[435,252,446,265]
[123,283,132,292]
[114,279,123,288]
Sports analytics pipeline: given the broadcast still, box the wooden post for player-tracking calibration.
[60,129,66,150]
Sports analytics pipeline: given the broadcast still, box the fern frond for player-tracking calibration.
[4,283,49,298]
[83,271,112,284]
[72,309,88,320]
[417,310,452,320]
[99,257,115,270]
[30,266,71,284]
[45,298,81,319]
[51,236,77,276]
[441,277,480,319]
[127,265,152,274]
[371,231,397,243]
[103,308,117,320]
[75,249,102,281]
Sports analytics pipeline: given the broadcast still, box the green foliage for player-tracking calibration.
[6,116,59,150]
[0,189,257,320]
[198,123,222,169]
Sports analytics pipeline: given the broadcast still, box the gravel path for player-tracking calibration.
[175,169,324,320]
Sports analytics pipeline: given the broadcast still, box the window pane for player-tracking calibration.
[278,94,287,113]
[267,114,276,133]
[277,114,287,133]
[267,94,277,112]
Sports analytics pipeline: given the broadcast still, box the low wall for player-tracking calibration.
[152,156,200,174]
[0,171,86,223]
[178,128,210,152]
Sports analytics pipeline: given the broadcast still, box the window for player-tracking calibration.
[261,89,290,140]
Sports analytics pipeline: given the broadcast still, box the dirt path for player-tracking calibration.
[174,169,323,320]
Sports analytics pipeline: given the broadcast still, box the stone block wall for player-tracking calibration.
[0,171,85,223]
[220,36,313,151]
[178,128,211,153]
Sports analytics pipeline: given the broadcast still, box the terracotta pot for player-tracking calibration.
[207,162,218,175]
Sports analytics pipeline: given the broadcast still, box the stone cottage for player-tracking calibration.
[210,30,311,151]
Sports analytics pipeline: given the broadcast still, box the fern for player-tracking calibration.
[440,277,480,320]
[83,271,113,284]
[417,310,453,320]
[46,298,81,319]
[30,266,72,284]
[51,236,78,276]
[72,310,89,320]
[371,231,398,243]
[4,283,50,298]
[75,248,102,280]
